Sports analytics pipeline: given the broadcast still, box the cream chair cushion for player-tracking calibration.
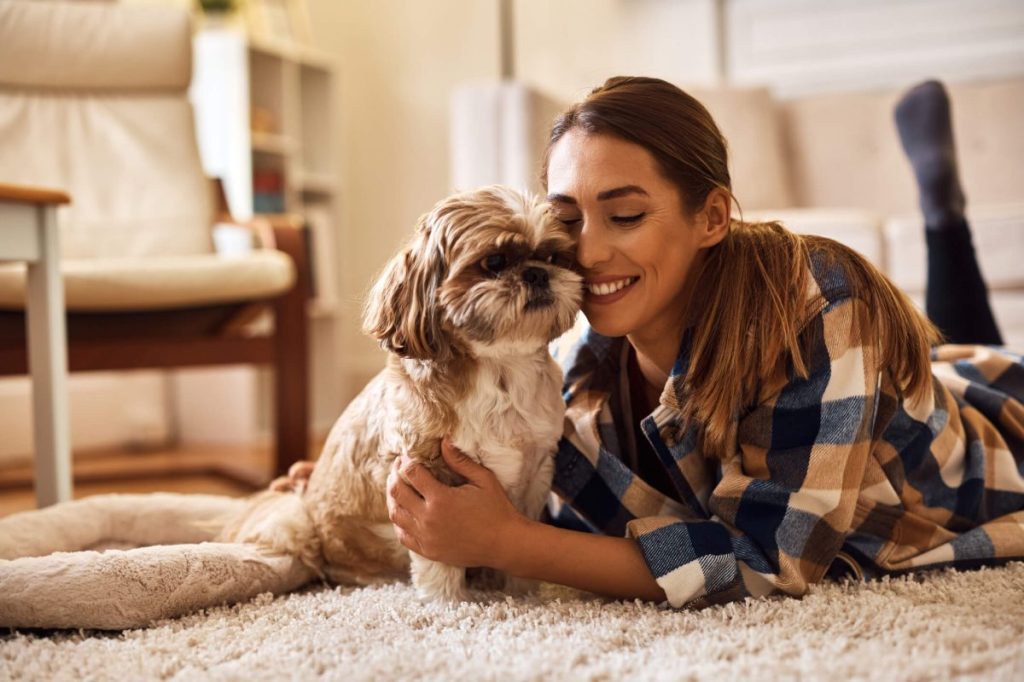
[0,251,295,312]
[0,1,189,91]
[0,0,213,260]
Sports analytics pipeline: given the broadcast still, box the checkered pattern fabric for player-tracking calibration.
[550,255,1024,609]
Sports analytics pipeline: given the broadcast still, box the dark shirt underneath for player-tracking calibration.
[625,347,682,503]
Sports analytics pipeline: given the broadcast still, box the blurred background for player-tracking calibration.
[1,0,1022,512]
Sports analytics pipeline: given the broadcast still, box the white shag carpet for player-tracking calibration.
[3,563,1023,681]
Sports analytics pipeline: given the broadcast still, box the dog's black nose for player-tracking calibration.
[523,266,549,288]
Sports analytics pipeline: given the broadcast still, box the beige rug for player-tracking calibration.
[2,562,1023,681]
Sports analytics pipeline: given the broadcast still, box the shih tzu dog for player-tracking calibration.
[219,185,581,601]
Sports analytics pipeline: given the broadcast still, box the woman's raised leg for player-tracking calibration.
[894,80,1003,345]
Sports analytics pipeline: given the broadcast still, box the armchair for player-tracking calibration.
[0,1,311,503]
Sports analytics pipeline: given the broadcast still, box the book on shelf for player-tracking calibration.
[253,167,285,213]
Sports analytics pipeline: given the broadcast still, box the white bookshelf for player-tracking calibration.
[180,26,343,447]
[191,28,339,305]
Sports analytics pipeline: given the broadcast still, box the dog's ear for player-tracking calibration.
[363,215,449,360]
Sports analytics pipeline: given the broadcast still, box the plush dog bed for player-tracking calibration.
[0,494,314,630]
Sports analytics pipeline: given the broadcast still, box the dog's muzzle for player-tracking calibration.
[523,266,554,311]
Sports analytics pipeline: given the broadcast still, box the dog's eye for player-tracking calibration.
[542,252,572,268]
[482,254,508,273]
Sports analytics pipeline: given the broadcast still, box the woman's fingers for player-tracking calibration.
[388,498,414,529]
[387,458,432,556]
[387,458,425,513]
[384,448,524,568]
[441,438,495,487]
[397,456,445,498]
[392,522,422,554]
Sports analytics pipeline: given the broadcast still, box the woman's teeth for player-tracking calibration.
[587,277,636,296]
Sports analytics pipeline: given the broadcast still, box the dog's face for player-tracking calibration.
[364,186,582,361]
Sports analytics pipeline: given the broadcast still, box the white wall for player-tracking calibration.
[305,0,503,404]
[0,373,169,464]
[513,0,724,101]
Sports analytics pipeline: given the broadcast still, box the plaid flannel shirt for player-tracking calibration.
[549,252,1024,609]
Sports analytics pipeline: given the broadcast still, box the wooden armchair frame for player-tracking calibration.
[0,182,310,502]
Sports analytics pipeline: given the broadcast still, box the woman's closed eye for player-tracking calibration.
[611,212,646,225]
[556,213,645,228]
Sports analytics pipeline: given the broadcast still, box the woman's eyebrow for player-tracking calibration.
[546,185,649,205]
[597,185,648,200]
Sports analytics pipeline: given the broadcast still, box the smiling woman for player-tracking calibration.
[544,131,728,382]
[385,76,1024,609]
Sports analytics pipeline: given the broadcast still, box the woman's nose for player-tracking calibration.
[575,219,612,270]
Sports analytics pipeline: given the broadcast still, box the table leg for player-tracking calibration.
[25,204,71,506]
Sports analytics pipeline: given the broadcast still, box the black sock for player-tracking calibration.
[894,80,966,231]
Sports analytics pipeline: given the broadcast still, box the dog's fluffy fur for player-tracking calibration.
[219,186,581,600]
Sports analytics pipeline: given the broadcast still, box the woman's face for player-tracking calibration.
[546,129,714,341]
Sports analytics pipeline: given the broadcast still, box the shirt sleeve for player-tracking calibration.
[626,296,880,608]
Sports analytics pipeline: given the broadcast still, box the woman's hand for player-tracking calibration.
[387,441,667,602]
[385,440,527,569]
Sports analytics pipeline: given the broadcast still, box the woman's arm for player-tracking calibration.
[500,514,667,601]
[386,443,666,602]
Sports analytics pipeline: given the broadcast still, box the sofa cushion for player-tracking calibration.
[779,79,1024,218]
[0,250,295,312]
[688,86,795,212]
[883,203,1024,293]
[989,293,1024,351]
[743,208,884,269]
[906,291,1024,351]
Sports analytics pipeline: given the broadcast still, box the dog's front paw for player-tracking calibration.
[268,460,316,494]
[502,575,539,596]
[410,554,469,602]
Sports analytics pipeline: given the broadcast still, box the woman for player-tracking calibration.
[386,77,1024,608]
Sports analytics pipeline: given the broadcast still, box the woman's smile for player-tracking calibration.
[584,275,640,303]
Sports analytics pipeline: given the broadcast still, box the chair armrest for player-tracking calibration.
[261,214,313,301]
[206,177,287,250]
[204,177,312,297]
[0,183,70,206]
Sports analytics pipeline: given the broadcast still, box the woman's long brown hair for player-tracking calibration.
[544,76,941,459]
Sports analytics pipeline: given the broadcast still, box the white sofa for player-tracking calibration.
[450,79,1024,347]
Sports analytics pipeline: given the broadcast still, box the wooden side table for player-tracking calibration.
[0,183,72,507]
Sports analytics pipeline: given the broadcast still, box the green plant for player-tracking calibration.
[198,0,236,13]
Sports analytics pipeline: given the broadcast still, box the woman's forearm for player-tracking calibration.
[496,517,667,602]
